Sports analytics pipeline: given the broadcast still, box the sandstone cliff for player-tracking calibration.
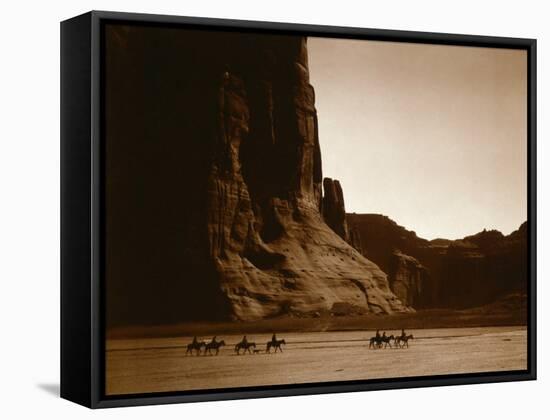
[322,178,350,242]
[346,214,527,309]
[207,38,409,320]
[105,26,408,326]
[387,251,431,307]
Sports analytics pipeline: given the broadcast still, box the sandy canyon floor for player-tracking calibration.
[106,326,527,395]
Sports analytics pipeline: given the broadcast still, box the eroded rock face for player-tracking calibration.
[206,38,409,320]
[103,26,410,327]
[388,251,431,307]
[322,178,350,242]
[346,214,527,309]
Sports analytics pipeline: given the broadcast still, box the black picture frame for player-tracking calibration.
[60,10,537,409]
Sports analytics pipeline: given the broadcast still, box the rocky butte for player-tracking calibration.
[105,27,409,327]
[346,214,527,309]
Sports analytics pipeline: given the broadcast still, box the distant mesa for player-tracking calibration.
[346,214,527,310]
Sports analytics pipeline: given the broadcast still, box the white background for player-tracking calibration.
[0,0,546,418]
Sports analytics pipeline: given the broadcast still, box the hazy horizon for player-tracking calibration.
[308,38,527,240]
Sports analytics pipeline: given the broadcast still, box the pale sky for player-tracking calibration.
[308,37,527,240]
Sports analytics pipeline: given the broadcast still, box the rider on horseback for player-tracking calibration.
[242,335,248,346]
[376,330,381,340]
[400,329,406,339]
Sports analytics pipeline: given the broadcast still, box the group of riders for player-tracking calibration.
[186,335,227,356]
[186,329,413,356]
[370,328,414,349]
[186,334,285,356]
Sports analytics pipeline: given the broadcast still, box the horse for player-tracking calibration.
[186,340,205,356]
[396,334,414,348]
[204,339,226,355]
[369,335,388,349]
[235,341,256,355]
[380,334,395,349]
[266,339,286,353]
[369,336,382,349]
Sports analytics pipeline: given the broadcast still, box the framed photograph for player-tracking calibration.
[61,11,536,408]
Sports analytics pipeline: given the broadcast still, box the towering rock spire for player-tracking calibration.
[105,26,409,326]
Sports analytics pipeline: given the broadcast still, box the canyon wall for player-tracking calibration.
[347,214,527,309]
[387,251,431,307]
[105,26,409,327]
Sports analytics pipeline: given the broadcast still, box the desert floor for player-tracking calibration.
[106,325,527,395]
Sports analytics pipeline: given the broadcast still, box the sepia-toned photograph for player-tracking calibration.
[103,22,528,396]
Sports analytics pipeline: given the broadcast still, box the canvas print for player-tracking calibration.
[103,23,528,396]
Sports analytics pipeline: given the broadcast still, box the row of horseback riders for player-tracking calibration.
[369,329,414,349]
[186,336,227,355]
[186,334,286,356]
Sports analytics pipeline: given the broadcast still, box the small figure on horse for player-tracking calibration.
[204,336,226,355]
[395,329,414,348]
[186,336,205,355]
[235,336,256,354]
[266,333,286,353]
